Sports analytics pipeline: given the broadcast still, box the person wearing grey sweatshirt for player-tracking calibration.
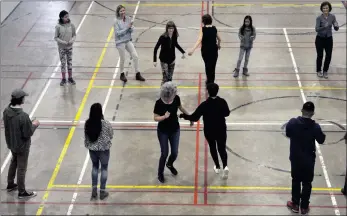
[114,5,145,83]
[54,10,76,86]
[3,89,40,199]
[233,15,256,78]
[315,1,339,79]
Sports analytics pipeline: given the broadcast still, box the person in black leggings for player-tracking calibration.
[179,83,230,179]
[315,1,339,79]
[188,14,221,84]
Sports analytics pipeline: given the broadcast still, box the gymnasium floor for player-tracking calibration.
[0,1,346,215]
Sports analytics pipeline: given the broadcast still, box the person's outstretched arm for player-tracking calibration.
[188,28,202,55]
[153,36,162,63]
[180,102,204,122]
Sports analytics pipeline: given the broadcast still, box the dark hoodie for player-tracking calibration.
[3,105,38,153]
[286,116,326,165]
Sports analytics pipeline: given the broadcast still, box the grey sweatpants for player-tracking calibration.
[236,47,252,69]
[116,41,139,74]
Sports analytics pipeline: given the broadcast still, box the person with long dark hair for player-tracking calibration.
[54,10,76,86]
[153,21,186,85]
[233,15,256,77]
[115,5,145,82]
[315,1,339,79]
[188,14,221,85]
[84,103,113,200]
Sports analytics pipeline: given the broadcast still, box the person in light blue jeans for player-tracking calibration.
[233,15,256,77]
[84,103,113,200]
[115,4,145,83]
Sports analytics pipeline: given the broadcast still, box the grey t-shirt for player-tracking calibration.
[315,13,339,37]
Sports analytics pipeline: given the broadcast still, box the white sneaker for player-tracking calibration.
[213,166,220,174]
[222,166,229,179]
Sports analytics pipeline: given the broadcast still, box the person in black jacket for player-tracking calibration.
[285,101,326,215]
[153,21,185,85]
[179,83,230,179]
[341,132,347,196]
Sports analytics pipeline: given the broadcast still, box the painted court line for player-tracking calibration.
[35,7,115,216]
[283,28,340,215]
[0,1,94,175]
[120,3,343,7]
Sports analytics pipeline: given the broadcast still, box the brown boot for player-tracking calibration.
[136,72,145,81]
[120,73,127,82]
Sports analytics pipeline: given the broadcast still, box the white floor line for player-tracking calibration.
[27,119,347,126]
[66,2,139,215]
[0,1,94,175]
[283,28,340,216]
[134,27,346,30]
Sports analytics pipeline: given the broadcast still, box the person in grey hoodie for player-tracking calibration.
[3,89,40,199]
[233,15,256,77]
[54,10,76,86]
[114,5,145,83]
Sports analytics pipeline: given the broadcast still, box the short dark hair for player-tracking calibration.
[10,96,24,106]
[320,1,332,12]
[202,14,212,25]
[206,83,219,97]
[302,101,315,112]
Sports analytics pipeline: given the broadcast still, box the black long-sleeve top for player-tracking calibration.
[181,96,230,133]
[153,34,185,64]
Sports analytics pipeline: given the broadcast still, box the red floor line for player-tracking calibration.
[20,72,33,89]
[194,72,202,204]
[17,14,41,47]
[2,76,347,82]
[2,201,346,208]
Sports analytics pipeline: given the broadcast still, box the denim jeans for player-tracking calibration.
[157,129,180,176]
[89,150,110,190]
[7,150,30,193]
[236,47,252,69]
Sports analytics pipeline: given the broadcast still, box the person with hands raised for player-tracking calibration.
[153,82,192,183]
[179,83,231,179]
[153,21,185,85]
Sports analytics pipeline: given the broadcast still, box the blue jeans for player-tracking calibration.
[89,150,110,190]
[157,129,180,176]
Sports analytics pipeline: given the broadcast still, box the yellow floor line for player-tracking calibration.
[51,184,341,191]
[92,85,347,90]
[35,27,114,215]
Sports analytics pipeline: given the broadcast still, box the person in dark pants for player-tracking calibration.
[315,1,339,79]
[3,89,40,199]
[341,132,347,196]
[153,82,193,183]
[188,14,221,85]
[179,83,230,179]
[285,102,326,215]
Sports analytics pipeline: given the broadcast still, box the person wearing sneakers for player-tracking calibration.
[114,5,145,82]
[315,1,339,79]
[153,82,193,183]
[179,83,230,179]
[84,103,113,200]
[233,15,256,78]
[54,10,76,86]
[285,101,326,214]
[3,89,40,199]
[341,132,347,196]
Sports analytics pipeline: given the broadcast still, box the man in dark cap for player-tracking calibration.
[285,101,326,215]
[3,89,40,199]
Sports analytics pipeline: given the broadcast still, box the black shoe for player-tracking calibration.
[120,73,127,82]
[18,191,37,199]
[158,174,165,183]
[91,188,97,200]
[68,77,76,85]
[166,164,178,176]
[6,183,18,192]
[342,188,346,196]
[60,78,67,86]
[136,72,145,81]
[100,190,109,200]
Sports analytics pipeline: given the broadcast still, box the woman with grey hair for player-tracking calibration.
[115,5,145,82]
[153,82,193,183]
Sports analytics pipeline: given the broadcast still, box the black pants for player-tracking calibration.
[291,160,315,208]
[202,50,218,84]
[8,150,30,193]
[205,130,228,169]
[315,36,333,73]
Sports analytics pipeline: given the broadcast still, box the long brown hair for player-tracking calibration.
[162,21,179,38]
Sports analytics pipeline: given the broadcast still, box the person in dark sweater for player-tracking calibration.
[179,83,230,179]
[341,132,347,196]
[285,101,326,215]
[153,21,186,85]
[188,14,221,85]
[315,1,339,79]
[153,82,193,183]
[3,89,40,199]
